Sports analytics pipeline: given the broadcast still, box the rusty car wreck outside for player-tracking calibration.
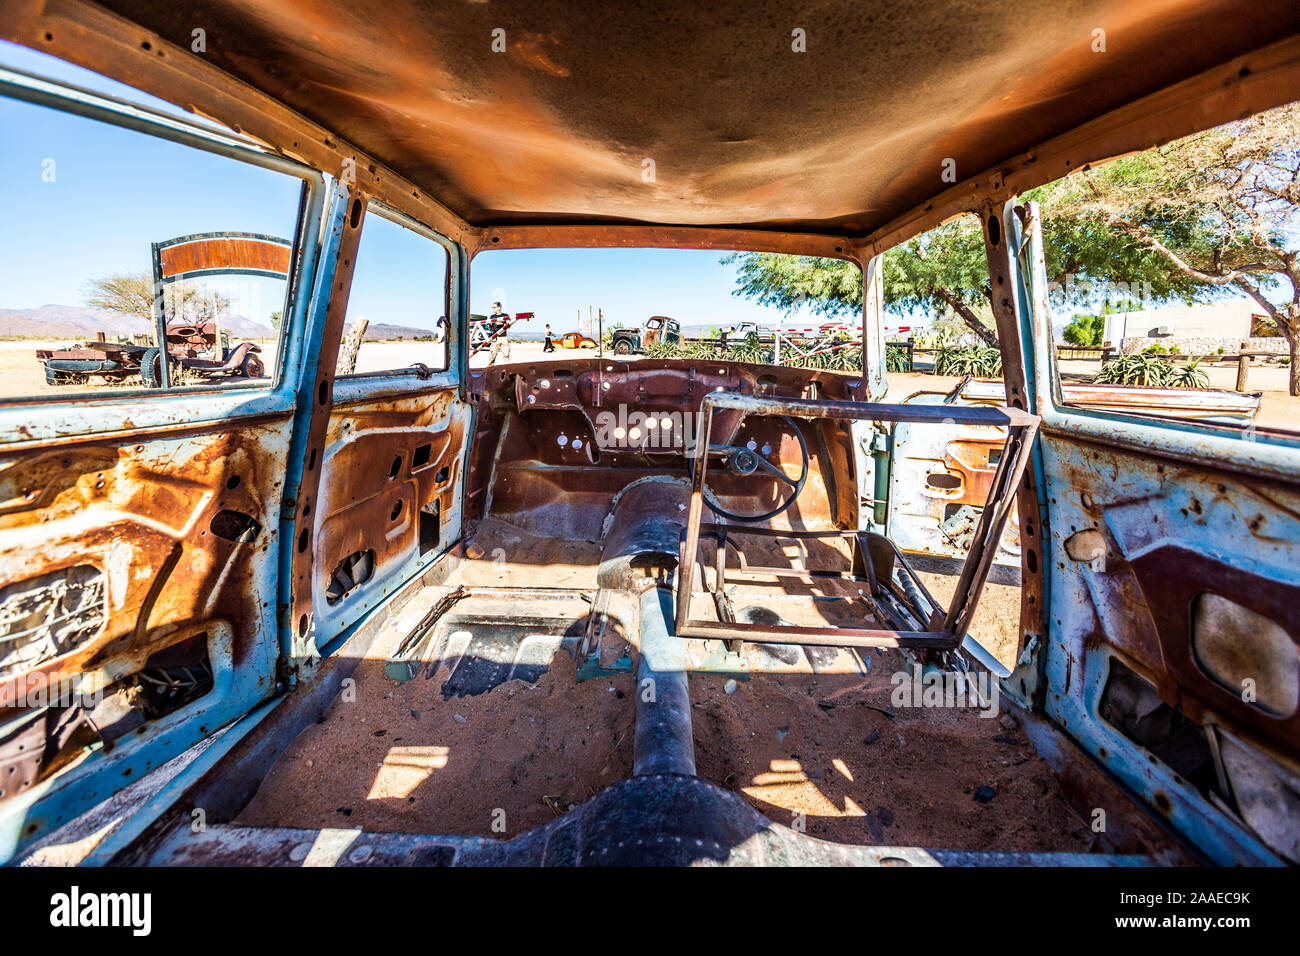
[0,0,1298,882]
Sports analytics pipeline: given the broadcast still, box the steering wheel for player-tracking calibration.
[700,415,809,523]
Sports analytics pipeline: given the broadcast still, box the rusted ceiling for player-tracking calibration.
[92,0,1300,236]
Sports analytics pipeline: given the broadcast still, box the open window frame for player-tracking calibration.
[331,198,463,404]
[0,64,325,426]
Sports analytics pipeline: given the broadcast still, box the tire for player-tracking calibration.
[44,365,73,386]
[614,340,633,355]
[140,348,165,388]
[240,352,265,378]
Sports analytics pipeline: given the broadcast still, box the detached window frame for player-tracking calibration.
[333,199,460,398]
[0,65,324,412]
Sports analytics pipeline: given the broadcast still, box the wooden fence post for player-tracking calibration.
[1235,341,1251,392]
[336,317,369,375]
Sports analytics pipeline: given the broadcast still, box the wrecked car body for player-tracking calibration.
[0,0,1297,869]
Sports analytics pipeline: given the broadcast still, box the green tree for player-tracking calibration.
[1062,313,1107,347]
[1049,101,1300,394]
[725,207,1202,349]
[723,223,998,346]
[883,219,998,346]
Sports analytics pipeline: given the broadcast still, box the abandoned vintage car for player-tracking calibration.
[610,315,681,355]
[0,1,1298,870]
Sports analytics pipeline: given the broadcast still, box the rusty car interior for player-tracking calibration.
[1,0,1298,868]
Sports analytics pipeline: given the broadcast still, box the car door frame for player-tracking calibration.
[292,197,472,662]
[1006,197,1300,864]
[0,67,328,859]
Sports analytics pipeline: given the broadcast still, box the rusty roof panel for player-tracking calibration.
[86,0,1300,235]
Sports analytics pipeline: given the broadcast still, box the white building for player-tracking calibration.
[1103,299,1259,345]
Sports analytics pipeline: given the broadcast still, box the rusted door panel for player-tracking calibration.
[884,393,1020,566]
[311,391,470,646]
[1010,201,1300,864]
[1036,435,1300,864]
[0,420,291,858]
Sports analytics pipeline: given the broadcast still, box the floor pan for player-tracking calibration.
[424,615,583,698]
[236,644,638,838]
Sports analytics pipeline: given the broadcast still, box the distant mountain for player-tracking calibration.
[0,304,140,338]
[219,312,277,338]
[344,321,441,341]
[0,304,276,339]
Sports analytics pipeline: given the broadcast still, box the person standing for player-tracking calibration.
[543,323,555,353]
[487,301,511,365]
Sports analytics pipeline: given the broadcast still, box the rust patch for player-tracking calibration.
[0,417,292,802]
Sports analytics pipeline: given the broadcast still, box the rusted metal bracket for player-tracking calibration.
[675,392,1039,650]
[383,585,468,681]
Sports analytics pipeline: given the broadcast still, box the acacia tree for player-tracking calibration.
[84,273,154,323]
[723,220,997,345]
[85,272,229,334]
[1051,102,1300,395]
[726,209,1203,348]
[883,218,998,346]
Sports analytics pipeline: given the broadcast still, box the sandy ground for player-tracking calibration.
[691,662,1091,851]
[236,650,1091,851]
[235,520,1086,850]
[233,518,1089,851]
[237,659,638,839]
[914,568,1022,672]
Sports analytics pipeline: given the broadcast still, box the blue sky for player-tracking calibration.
[0,42,297,324]
[0,40,836,334]
[469,247,845,333]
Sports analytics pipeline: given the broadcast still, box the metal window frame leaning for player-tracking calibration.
[674,391,1040,650]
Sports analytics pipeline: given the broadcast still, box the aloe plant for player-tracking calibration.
[934,344,1002,377]
[1094,353,1206,388]
[886,343,911,372]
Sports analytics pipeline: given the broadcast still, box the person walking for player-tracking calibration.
[487,301,511,366]
[543,323,556,353]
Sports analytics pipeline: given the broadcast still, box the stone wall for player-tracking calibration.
[1120,336,1289,357]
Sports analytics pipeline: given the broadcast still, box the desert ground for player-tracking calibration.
[6,335,1296,431]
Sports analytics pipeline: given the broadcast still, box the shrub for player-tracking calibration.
[1063,313,1105,347]
[934,344,1002,377]
[1094,354,1207,388]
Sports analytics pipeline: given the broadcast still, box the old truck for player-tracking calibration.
[610,315,681,354]
[36,230,287,388]
[0,0,1297,879]
[37,322,265,387]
